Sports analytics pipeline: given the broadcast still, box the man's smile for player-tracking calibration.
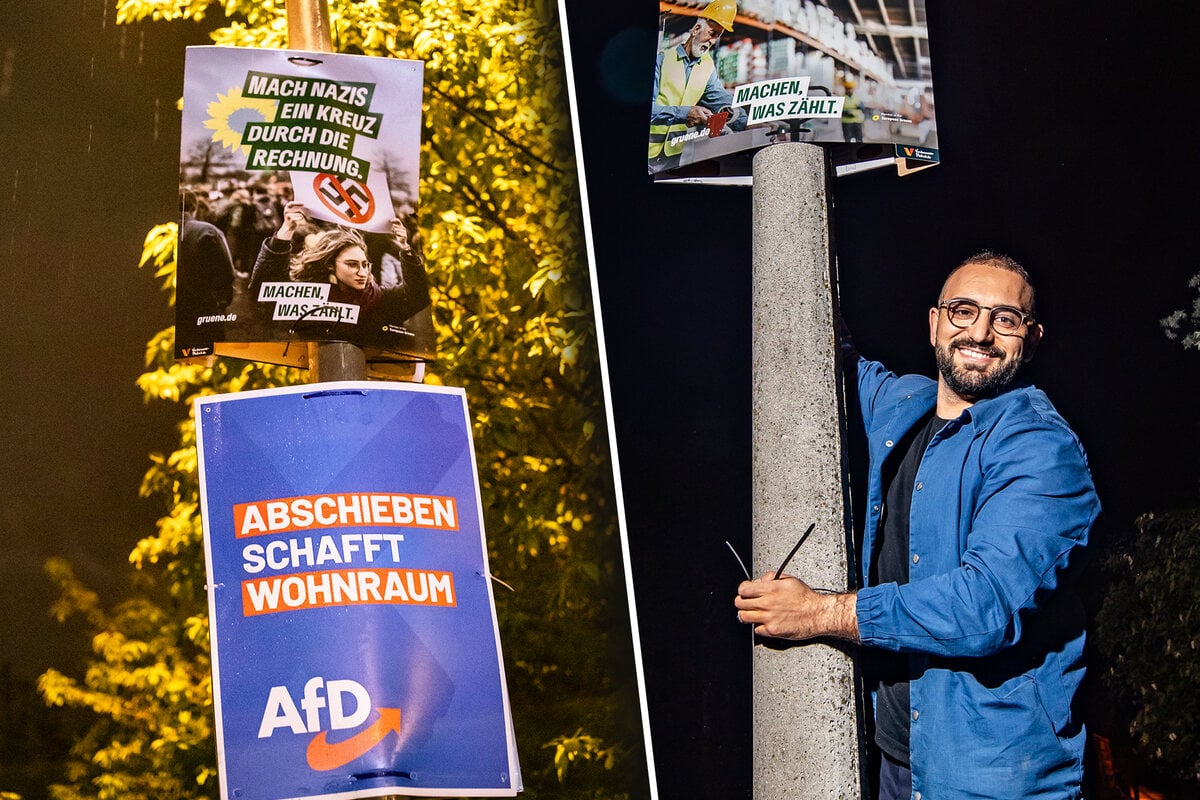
[951,339,1003,367]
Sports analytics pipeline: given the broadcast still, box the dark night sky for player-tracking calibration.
[0,2,1197,798]
[0,3,213,679]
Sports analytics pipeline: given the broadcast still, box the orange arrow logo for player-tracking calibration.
[306,707,402,771]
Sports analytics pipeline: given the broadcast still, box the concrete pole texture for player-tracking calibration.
[749,142,863,799]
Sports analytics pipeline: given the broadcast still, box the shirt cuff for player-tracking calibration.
[855,583,891,646]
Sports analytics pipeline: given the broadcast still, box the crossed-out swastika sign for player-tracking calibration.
[314,173,375,225]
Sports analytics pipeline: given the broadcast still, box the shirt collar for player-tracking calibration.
[951,378,1035,431]
[675,43,704,67]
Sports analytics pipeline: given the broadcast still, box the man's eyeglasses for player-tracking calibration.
[939,298,1034,336]
[338,259,372,274]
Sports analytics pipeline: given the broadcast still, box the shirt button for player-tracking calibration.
[912,710,919,721]
[872,504,880,512]
[885,440,894,447]
[912,554,920,564]
[915,481,923,490]
[915,793,922,800]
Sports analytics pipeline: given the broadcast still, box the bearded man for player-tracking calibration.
[736,251,1099,800]
[649,1,747,164]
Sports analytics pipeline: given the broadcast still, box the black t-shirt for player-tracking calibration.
[870,411,950,766]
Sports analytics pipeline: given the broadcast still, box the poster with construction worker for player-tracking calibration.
[196,381,521,800]
[177,47,435,375]
[649,1,939,182]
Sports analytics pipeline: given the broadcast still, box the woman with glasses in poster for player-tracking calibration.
[248,200,431,332]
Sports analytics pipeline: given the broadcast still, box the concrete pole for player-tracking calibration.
[749,142,862,799]
[285,0,367,381]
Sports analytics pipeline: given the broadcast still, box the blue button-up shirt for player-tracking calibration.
[853,357,1099,799]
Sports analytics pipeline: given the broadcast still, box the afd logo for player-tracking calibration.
[258,677,402,771]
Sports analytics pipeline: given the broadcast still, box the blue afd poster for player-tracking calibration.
[196,382,521,799]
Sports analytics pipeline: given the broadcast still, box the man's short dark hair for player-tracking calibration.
[940,250,1037,316]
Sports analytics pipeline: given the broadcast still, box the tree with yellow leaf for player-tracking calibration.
[40,2,647,798]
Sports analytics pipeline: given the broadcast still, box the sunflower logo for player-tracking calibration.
[204,87,278,156]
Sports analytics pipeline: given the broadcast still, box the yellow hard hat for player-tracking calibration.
[700,0,737,32]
